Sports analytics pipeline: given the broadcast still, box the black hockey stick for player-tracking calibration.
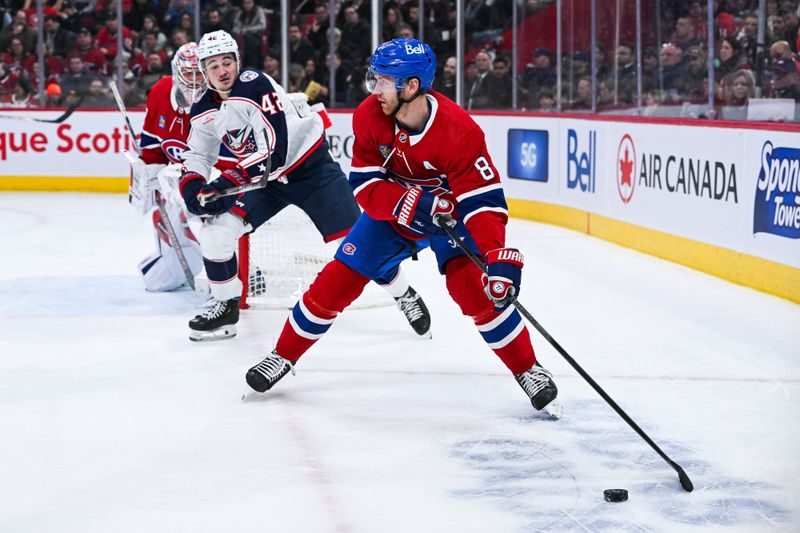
[0,98,82,123]
[110,81,195,290]
[435,214,694,493]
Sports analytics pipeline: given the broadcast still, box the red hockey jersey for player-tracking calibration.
[139,76,191,165]
[349,91,508,255]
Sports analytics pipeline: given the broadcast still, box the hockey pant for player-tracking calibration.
[138,200,204,292]
[275,255,536,374]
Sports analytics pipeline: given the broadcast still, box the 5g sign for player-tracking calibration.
[507,129,549,182]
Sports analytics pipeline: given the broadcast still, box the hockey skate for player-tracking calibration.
[189,298,239,341]
[395,286,431,337]
[245,350,296,394]
[515,362,562,419]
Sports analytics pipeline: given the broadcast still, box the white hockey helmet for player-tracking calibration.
[171,42,206,108]
[197,30,240,70]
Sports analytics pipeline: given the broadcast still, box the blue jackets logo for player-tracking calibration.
[507,129,548,181]
[754,141,800,239]
[566,128,596,192]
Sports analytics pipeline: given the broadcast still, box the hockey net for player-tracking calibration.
[238,205,394,310]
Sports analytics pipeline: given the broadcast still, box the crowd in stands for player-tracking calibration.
[0,0,798,121]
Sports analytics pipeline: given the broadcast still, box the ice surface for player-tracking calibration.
[1,192,798,532]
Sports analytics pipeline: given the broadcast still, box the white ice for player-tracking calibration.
[1,192,798,533]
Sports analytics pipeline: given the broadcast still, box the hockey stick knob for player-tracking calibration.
[434,213,456,229]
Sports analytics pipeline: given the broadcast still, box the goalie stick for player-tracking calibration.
[434,214,694,493]
[110,81,196,290]
[0,98,82,124]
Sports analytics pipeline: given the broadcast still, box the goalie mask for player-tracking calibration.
[171,42,205,109]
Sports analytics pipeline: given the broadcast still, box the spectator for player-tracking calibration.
[720,69,755,119]
[83,77,115,107]
[613,43,637,103]
[488,55,512,108]
[234,0,266,68]
[2,36,35,78]
[177,12,195,38]
[685,45,708,101]
[432,55,456,101]
[403,4,431,39]
[735,12,760,65]
[671,15,699,51]
[770,57,800,100]
[521,47,555,107]
[162,0,195,32]
[288,24,315,68]
[204,8,226,33]
[43,15,73,58]
[125,0,160,33]
[306,3,330,52]
[135,15,167,53]
[168,29,189,57]
[341,4,370,67]
[769,12,790,44]
[212,0,240,33]
[141,50,166,88]
[8,74,33,107]
[317,50,349,107]
[383,6,404,41]
[304,57,319,83]
[464,0,491,36]
[0,62,19,103]
[466,50,492,109]
[780,2,800,52]
[70,28,107,75]
[60,55,92,97]
[0,11,36,53]
[598,79,618,109]
[96,12,133,63]
[287,62,306,93]
[396,24,414,39]
[262,52,280,84]
[715,37,746,80]
[571,75,593,110]
[536,88,556,111]
[658,42,690,101]
[45,82,62,106]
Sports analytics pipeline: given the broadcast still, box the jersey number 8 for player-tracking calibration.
[475,156,495,180]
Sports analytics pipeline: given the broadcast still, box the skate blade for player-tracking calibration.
[241,388,261,401]
[543,400,563,420]
[189,325,237,342]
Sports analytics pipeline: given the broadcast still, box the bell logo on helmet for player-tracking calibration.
[404,43,425,55]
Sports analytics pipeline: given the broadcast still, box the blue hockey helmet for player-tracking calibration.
[367,38,437,92]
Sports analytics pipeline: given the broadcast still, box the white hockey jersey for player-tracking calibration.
[183,68,326,182]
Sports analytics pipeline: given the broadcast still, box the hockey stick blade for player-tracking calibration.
[0,98,81,124]
[434,214,694,492]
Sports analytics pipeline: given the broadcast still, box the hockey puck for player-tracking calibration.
[603,489,628,502]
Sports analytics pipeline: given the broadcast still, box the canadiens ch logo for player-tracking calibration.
[342,242,356,255]
[240,71,259,82]
[379,144,393,158]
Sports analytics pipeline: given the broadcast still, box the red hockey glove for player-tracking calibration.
[483,247,524,311]
[393,187,454,236]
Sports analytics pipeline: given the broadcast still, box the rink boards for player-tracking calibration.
[0,108,797,301]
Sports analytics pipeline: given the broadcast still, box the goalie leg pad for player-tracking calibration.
[445,256,535,374]
[275,259,370,360]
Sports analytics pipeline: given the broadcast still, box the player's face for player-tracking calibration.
[204,53,238,92]
[367,73,399,115]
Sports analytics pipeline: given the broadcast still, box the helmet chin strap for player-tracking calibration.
[390,79,423,116]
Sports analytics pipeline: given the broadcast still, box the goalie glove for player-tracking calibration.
[393,188,455,237]
[180,166,249,216]
[483,248,524,311]
[127,152,163,215]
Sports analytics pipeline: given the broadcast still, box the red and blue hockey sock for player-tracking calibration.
[275,259,370,360]
[445,255,535,374]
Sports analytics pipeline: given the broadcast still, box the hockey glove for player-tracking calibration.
[483,248,524,311]
[393,188,454,237]
[181,167,249,216]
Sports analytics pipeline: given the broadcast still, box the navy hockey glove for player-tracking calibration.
[181,167,249,216]
[393,188,454,236]
[483,248,524,311]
